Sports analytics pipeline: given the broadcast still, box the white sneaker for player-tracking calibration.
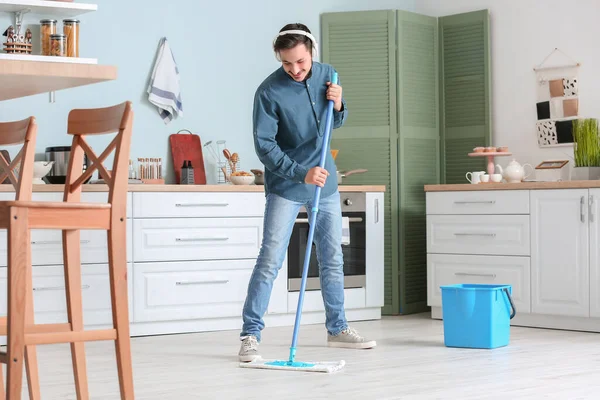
[239,335,260,362]
[327,327,376,349]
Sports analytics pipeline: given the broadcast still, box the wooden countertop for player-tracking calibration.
[0,59,117,101]
[0,184,386,193]
[424,180,600,192]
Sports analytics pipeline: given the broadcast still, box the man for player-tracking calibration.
[239,23,376,362]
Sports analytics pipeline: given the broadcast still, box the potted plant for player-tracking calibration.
[572,118,600,180]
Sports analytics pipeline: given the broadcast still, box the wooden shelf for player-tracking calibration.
[0,0,97,17]
[0,58,116,101]
[0,53,97,64]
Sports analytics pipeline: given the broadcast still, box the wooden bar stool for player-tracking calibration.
[0,116,40,399]
[0,101,135,399]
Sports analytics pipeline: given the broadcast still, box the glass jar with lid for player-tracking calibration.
[63,19,80,57]
[50,34,66,57]
[40,19,57,56]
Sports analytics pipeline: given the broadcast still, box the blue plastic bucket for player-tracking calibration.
[440,284,516,349]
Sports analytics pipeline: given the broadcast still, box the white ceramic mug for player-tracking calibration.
[480,174,490,183]
[466,171,485,184]
[491,173,503,183]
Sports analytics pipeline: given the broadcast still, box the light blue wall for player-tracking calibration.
[0,0,415,183]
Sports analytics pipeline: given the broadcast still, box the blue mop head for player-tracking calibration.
[239,357,345,373]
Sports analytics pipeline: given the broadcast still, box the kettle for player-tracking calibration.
[496,159,534,183]
[45,146,90,184]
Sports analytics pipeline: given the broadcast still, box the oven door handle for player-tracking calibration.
[295,217,363,223]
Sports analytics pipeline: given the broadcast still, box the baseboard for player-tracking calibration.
[430,306,600,333]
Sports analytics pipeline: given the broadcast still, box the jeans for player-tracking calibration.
[240,190,348,342]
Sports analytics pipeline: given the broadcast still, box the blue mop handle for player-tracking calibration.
[289,71,338,363]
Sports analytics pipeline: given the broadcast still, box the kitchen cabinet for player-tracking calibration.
[590,188,600,318]
[127,187,385,337]
[0,185,385,339]
[321,8,492,315]
[425,182,600,334]
[530,189,590,317]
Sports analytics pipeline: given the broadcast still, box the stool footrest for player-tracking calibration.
[0,322,72,335]
[25,329,117,345]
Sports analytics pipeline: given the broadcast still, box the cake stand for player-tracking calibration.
[468,152,513,176]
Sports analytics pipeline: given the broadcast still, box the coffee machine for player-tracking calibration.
[45,146,90,184]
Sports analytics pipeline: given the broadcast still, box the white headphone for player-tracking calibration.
[273,29,319,61]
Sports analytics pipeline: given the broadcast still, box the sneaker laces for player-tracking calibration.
[241,336,258,351]
[342,327,363,341]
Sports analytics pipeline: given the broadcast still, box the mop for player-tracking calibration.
[239,72,345,373]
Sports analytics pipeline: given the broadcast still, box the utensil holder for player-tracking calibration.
[218,161,228,184]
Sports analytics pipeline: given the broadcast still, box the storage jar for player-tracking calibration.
[63,19,80,57]
[50,34,66,57]
[40,19,57,56]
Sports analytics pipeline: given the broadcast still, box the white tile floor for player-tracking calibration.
[8,313,600,399]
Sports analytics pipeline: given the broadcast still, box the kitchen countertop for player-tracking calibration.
[424,180,600,192]
[0,184,386,193]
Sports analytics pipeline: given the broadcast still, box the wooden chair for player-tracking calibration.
[0,116,39,399]
[0,101,135,399]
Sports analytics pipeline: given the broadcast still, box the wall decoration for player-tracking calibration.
[533,48,580,148]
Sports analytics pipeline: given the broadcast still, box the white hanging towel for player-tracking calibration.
[341,216,350,245]
[147,37,183,124]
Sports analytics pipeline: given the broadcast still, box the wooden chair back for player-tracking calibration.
[62,101,134,217]
[0,117,37,201]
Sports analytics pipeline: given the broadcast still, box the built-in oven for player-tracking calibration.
[287,192,366,291]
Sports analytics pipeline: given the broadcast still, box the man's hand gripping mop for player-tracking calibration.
[239,72,345,373]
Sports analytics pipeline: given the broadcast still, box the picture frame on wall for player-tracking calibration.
[533,48,580,148]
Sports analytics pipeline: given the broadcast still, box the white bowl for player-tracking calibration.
[229,175,255,185]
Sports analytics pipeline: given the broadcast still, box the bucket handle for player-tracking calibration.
[503,288,516,319]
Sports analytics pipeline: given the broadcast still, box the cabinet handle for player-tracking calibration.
[590,195,595,223]
[176,280,229,286]
[33,285,90,291]
[453,233,496,238]
[454,272,496,278]
[375,198,379,223]
[454,200,495,205]
[31,240,90,245]
[581,196,586,222]
[175,237,229,242]
[175,203,229,207]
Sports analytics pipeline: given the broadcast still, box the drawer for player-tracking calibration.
[427,215,530,256]
[0,219,132,266]
[426,190,529,215]
[0,263,134,326]
[427,254,530,313]
[0,192,133,217]
[132,192,266,218]
[132,217,262,262]
[132,260,254,323]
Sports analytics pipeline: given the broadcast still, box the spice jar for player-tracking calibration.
[40,19,57,56]
[50,34,66,57]
[63,19,80,57]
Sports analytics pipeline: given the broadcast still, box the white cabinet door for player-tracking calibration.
[427,214,530,256]
[365,192,384,307]
[589,189,600,317]
[132,260,254,323]
[427,254,530,313]
[132,217,263,262]
[530,189,589,317]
